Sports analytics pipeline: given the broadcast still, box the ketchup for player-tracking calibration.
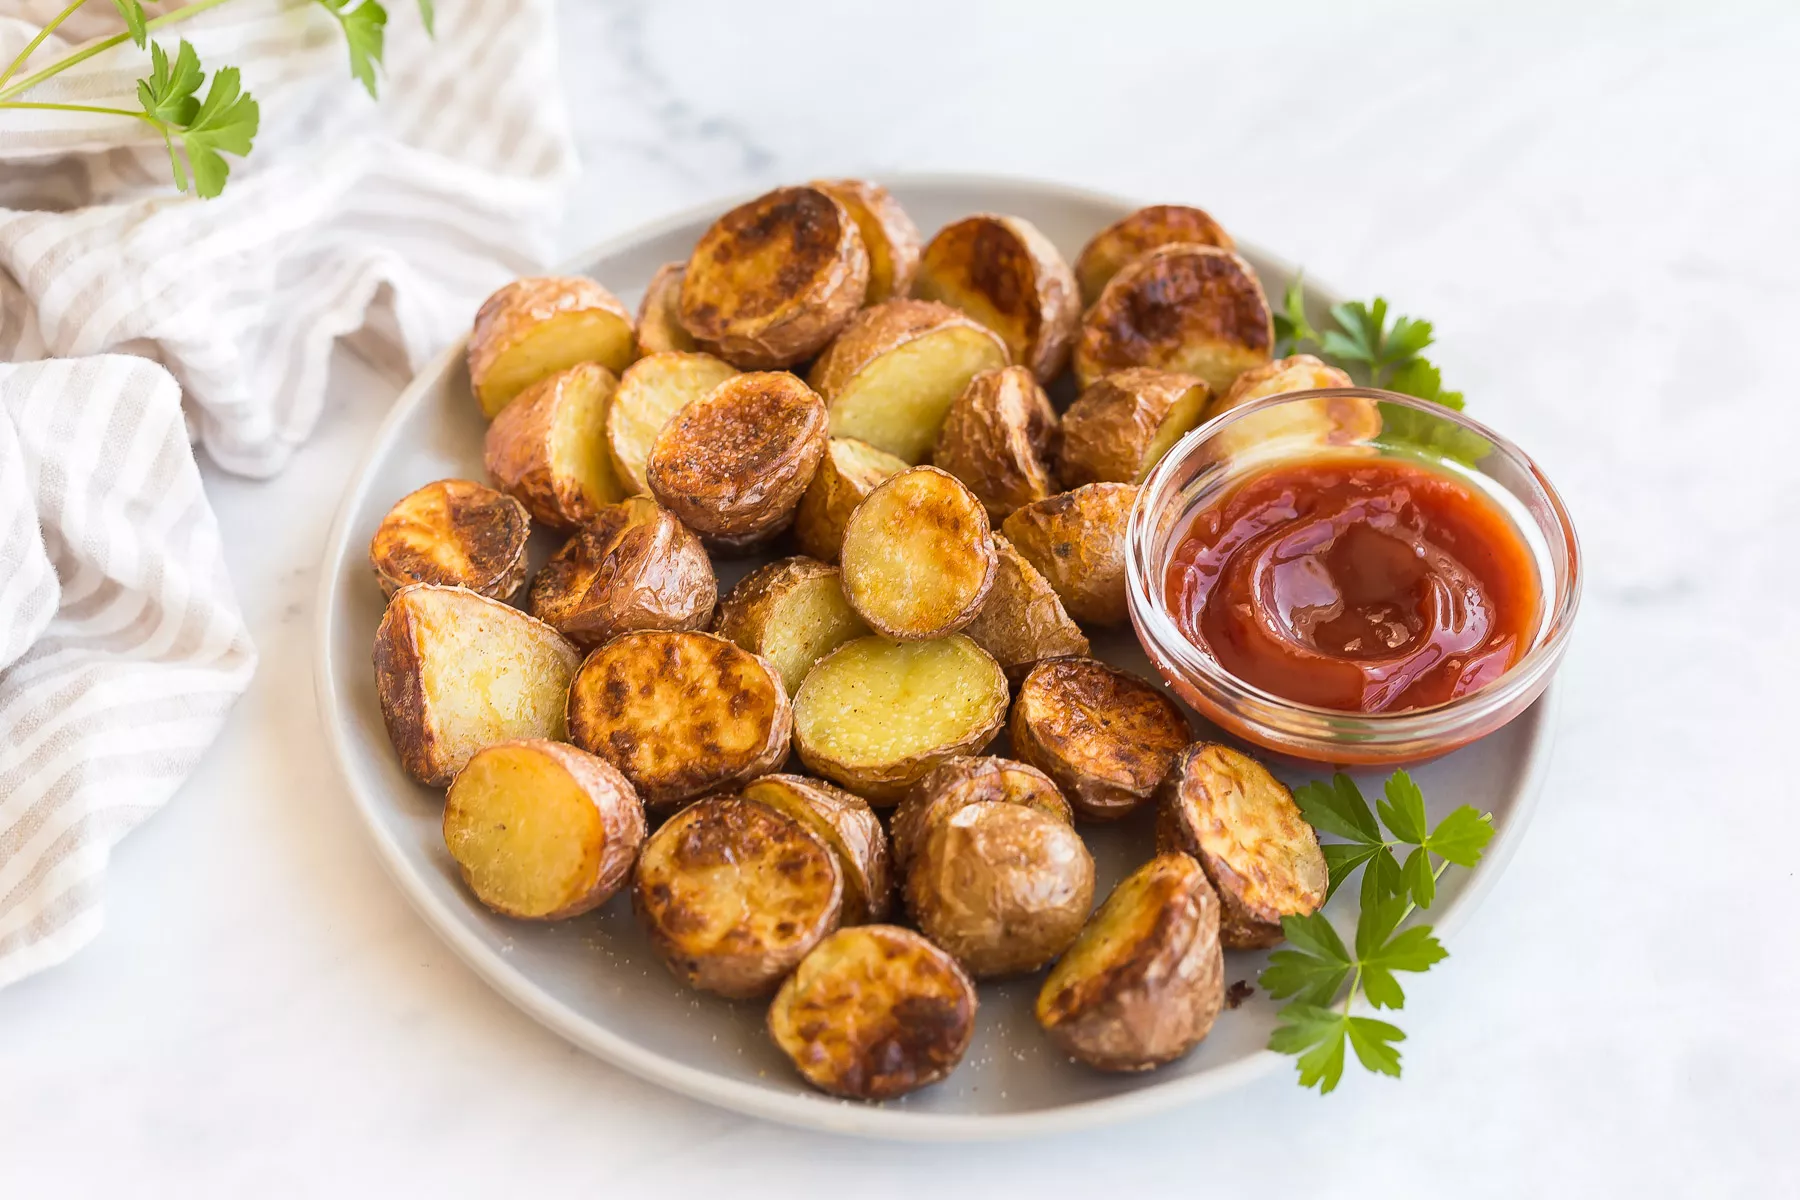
[1165,456,1539,713]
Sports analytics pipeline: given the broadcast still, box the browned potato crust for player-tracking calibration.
[840,466,996,640]
[443,739,645,920]
[1073,204,1235,306]
[961,535,1090,683]
[1209,353,1375,456]
[635,261,700,355]
[792,436,909,563]
[1009,657,1190,822]
[1036,853,1224,1072]
[1156,743,1328,949]
[606,350,740,497]
[527,496,716,649]
[678,186,869,368]
[468,276,635,419]
[565,630,791,809]
[931,366,1060,520]
[483,362,626,529]
[368,479,530,600]
[889,755,1073,874]
[769,925,976,1100]
[1000,483,1138,626]
[742,774,892,923]
[1057,368,1212,486]
[711,556,868,695]
[1072,244,1273,395]
[634,794,843,999]
[912,214,1080,382]
[373,584,580,787]
[813,179,922,303]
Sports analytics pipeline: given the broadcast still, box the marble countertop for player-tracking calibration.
[4,2,1797,1194]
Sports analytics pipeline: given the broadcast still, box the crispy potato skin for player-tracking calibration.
[482,362,624,529]
[840,466,997,641]
[769,925,976,1100]
[931,366,1060,520]
[961,534,1090,683]
[889,755,1073,874]
[912,214,1080,382]
[467,276,635,418]
[678,186,869,368]
[1010,656,1191,821]
[813,179,922,303]
[607,350,740,497]
[368,479,530,600]
[1057,368,1211,486]
[1000,483,1138,626]
[793,436,908,563]
[743,774,892,924]
[1156,743,1328,949]
[807,299,1006,401]
[636,261,700,355]
[1036,852,1224,1072]
[1074,204,1235,306]
[527,496,716,649]
[711,556,867,695]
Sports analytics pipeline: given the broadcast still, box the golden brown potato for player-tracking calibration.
[634,794,842,999]
[678,186,869,368]
[912,214,1080,382]
[482,362,626,529]
[768,925,976,1100]
[742,774,891,924]
[808,299,1010,464]
[1073,204,1235,306]
[792,436,909,563]
[1157,743,1328,949]
[443,739,645,920]
[1209,353,1375,457]
[813,178,922,303]
[368,479,530,600]
[889,755,1073,874]
[646,371,828,553]
[606,350,739,496]
[1009,656,1190,822]
[961,535,1090,683]
[1057,368,1212,486]
[1035,852,1224,1072]
[373,584,580,787]
[565,630,790,809]
[840,466,996,640]
[1072,244,1273,395]
[1000,483,1138,626]
[711,557,868,695]
[467,276,635,419]
[793,635,1008,804]
[930,366,1060,520]
[527,495,716,649]
[635,261,700,355]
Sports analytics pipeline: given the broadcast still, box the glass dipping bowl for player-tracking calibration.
[1126,388,1581,766]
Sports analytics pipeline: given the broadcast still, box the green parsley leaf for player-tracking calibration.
[179,64,258,199]
[1355,896,1408,961]
[1323,299,1385,366]
[1377,769,1429,844]
[1272,275,1317,357]
[1269,1004,1351,1094]
[1385,357,1464,410]
[1345,1016,1405,1077]
[1320,841,1381,904]
[1361,925,1449,1010]
[1383,313,1436,363]
[137,39,202,126]
[1281,910,1352,966]
[417,0,435,36]
[318,0,389,98]
[1402,845,1436,909]
[1263,913,1353,1007]
[111,0,148,49]
[1294,773,1380,844]
[1359,844,1404,909]
[1424,805,1496,868]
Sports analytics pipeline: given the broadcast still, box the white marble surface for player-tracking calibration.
[4,1,1798,1194]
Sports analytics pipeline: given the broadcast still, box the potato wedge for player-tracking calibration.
[565,630,791,809]
[840,466,996,641]
[443,739,645,920]
[646,371,828,553]
[1209,353,1375,457]
[712,557,868,695]
[1156,743,1328,949]
[769,925,976,1100]
[1057,368,1212,486]
[1009,656,1190,821]
[931,366,1060,520]
[1035,852,1223,1072]
[368,479,530,600]
[634,793,842,999]
[961,535,1089,683]
[743,774,891,924]
[792,436,909,563]
[468,276,635,419]
[483,361,626,529]
[606,350,739,496]
[527,495,716,649]
[373,584,580,787]
[678,185,869,368]
[808,299,1010,464]
[1073,204,1235,306]
[911,214,1079,382]
[793,635,1008,804]
[813,178,922,303]
[1000,483,1138,626]
[635,261,700,355]
[889,755,1073,875]
[1072,244,1273,395]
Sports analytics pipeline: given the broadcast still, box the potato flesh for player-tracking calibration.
[842,470,992,638]
[1135,385,1213,481]
[414,595,572,768]
[796,637,1003,770]
[445,746,601,917]
[761,575,869,696]
[550,368,626,509]
[608,353,739,494]
[478,310,634,418]
[827,327,1008,463]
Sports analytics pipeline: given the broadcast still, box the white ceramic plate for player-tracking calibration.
[315,175,1555,1140]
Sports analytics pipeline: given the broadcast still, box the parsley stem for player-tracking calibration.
[0,0,88,93]
[1396,860,1453,927]
[0,99,158,124]
[0,0,239,103]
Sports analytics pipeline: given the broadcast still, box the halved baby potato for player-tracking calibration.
[840,466,996,641]
[467,276,635,419]
[527,495,716,649]
[889,754,1073,874]
[792,436,909,563]
[1000,483,1139,626]
[813,178,922,303]
[912,213,1080,382]
[712,556,868,696]
[483,361,626,529]
[605,350,740,496]
[1073,203,1236,306]
[368,479,530,600]
[1209,353,1375,457]
[961,535,1090,683]
[635,261,700,355]
[931,366,1060,520]
[1057,368,1212,486]
[742,774,892,924]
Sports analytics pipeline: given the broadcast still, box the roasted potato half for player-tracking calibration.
[793,635,1008,803]
[1057,369,1212,486]
[769,925,976,1100]
[368,479,530,600]
[931,366,1060,520]
[813,178,922,303]
[712,557,868,696]
[808,299,1010,464]
[635,261,700,355]
[527,495,716,649]
[1010,656,1190,822]
[961,535,1089,683]
[1157,743,1328,949]
[443,739,645,920]
[840,466,996,640]
[483,362,626,529]
[647,371,828,553]
[792,436,909,563]
[373,584,580,787]
[889,755,1073,874]
[912,214,1079,382]
[1073,204,1235,306]
[468,276,635,419]
[1000,482,1138,626]
[1210,353,1375,457]
[1036,852,1224,1072]
[565,630,791,809]
[1072,244,1273,395]
[634,794,843,999]
[606,350,739,497]
[678,185,869,368]
[742,774,892,923]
